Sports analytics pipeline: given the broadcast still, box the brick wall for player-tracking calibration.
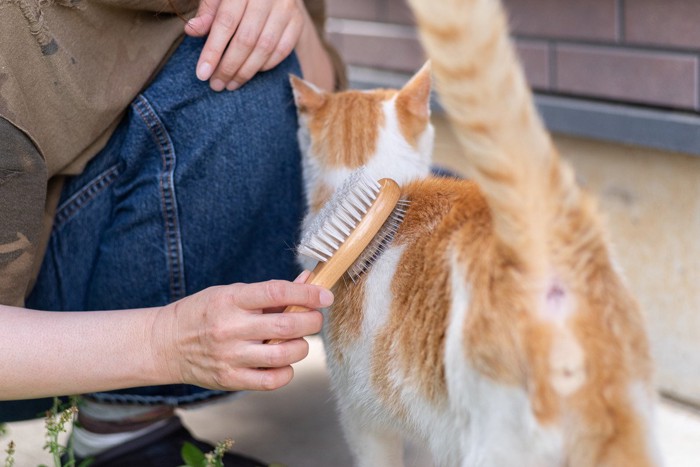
[326,0,700,112]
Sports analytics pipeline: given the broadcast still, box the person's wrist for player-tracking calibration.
[147,302,184,386]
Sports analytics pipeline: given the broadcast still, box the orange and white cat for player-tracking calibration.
[289,0,661,465]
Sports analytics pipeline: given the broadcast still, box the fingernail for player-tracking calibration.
[294,271,311,283]
[226,81,240,91]
[319,289,334,307]
[210,79,226,92]
[197,62,212,81]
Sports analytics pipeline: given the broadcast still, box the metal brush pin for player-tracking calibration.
[266,170,407,345]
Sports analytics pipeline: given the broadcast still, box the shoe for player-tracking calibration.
[65,416,266,466]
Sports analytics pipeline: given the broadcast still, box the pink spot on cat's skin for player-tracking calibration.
[543,279,572,323]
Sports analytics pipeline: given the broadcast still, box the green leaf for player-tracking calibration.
[77,458,95,467]
[181,441,206,467]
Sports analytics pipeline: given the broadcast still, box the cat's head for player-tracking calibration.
[290,63,434,213]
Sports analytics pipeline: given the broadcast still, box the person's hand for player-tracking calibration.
[185,0,306,92]
[151,273,332,391]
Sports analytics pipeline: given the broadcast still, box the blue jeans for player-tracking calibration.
[2,36,305,421]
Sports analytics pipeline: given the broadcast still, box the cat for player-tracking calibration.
[288,0,661,465]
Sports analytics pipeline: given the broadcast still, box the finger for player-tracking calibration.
[196,0,247,83]
[267,271,312,312]
[263,271,312,313]
[185,0,221,37]
[241,338,310,368]
[234,280,333,310]
[209,0,272,90]
[239,310,323,341]
[260,13,303,72]
[294,270,312,284]
[229,366,295,391]
[224,7,293,91]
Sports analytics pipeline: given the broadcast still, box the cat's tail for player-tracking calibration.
[407,0,598,274]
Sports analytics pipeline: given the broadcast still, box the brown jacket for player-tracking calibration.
[0,0,345,306]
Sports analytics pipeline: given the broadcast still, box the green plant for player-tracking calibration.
[1,423,14,467]
[180,438,234,467]
[38,396,91,467]
[4,440,15,467]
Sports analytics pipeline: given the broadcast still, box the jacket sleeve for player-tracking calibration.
[0,118,48,307]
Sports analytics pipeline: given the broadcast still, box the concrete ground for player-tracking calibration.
[4,336,700,466]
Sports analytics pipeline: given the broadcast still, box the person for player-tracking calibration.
[0,0,346,464]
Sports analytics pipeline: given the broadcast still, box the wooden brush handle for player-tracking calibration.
[266,178,401,345]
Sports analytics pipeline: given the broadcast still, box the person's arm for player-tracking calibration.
[0,277,332,400]
[184,0,336,91]
[294,2,336,91]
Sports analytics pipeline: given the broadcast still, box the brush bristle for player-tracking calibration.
[347,198,409,282]
[298,170,381,263]
[298,170,409,281]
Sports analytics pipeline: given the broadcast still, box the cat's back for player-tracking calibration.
[394,175,497,308]
[326,176,494,403]
[325,175,491,356]
[398,176,493,249]
[322,176,503,464]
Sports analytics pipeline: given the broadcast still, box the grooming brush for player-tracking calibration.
[266,170,408,345]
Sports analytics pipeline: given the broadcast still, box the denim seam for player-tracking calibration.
[54,164,121,228]
[131,95,186,302]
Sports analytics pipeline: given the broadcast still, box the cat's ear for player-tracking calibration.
[396,61,432,121]
[290,75,327,113]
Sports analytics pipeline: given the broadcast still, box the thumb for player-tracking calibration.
[185,0,222,37]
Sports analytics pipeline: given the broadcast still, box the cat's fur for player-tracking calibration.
[289,0,661,465]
